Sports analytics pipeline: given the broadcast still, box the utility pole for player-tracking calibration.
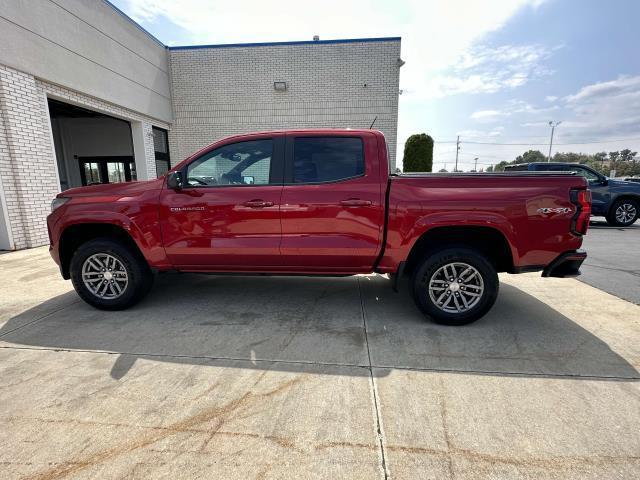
[547,121,562,162]
[474,157,478,172]
[455,135,460,172]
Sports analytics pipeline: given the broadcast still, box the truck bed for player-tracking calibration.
[377,172,587,273]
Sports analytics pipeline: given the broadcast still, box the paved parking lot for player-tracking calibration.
[580,218,640,304]
[1,246,639,479]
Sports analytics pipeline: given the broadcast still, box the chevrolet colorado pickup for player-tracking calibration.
[47,129,591,325]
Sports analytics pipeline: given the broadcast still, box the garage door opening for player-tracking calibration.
[48,99,136,190]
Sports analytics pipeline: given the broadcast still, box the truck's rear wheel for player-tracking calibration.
[412,247,499,325]
[70,238,153,310]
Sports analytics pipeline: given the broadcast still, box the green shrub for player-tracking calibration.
[403,134,434,172]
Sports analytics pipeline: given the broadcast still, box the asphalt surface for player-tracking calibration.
[1,247,639,479]
[580,217,640,304]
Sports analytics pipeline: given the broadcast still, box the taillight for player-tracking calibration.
[570,189,592,235]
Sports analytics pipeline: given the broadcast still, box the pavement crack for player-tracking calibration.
[357,276,389,480]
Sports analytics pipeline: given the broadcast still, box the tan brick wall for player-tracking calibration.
[168,39,401,169]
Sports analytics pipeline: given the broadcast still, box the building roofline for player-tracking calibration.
[102,0,166,47]
[101,1,401,51]
[167,37,402,51]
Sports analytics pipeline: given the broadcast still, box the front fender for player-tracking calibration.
[51,208,169,270]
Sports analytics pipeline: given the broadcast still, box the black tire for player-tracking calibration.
[70,238,154,310]
[411,247,499,326]
[606,198,639,227]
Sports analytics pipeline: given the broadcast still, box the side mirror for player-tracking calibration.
[167,171,183,190]
[600,177,608,186]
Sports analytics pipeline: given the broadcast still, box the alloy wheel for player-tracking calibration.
[81,253,129,299]
[428,262,484,313]
[615,203,637,224]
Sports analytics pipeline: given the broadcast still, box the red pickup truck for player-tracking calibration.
[47,129,590,325]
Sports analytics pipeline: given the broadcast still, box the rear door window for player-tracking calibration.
[291,137,364,184]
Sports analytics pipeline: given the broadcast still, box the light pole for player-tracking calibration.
[474,157,478,172]
[548,121,562,162]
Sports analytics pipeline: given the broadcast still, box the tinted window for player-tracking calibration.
[566,166,600,181]
[187,139,273,187]
[293,137,364,183]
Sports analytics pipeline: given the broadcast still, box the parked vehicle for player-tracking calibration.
[47,130,591,325]
[506,162,640,226]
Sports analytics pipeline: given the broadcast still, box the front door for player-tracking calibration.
[159,136,284,269]
[279,133,385,272]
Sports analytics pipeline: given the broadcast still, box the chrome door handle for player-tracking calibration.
[243,200,274,208]
[340,199,372,207]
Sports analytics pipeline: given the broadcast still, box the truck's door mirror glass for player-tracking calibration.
[167,171,183,190]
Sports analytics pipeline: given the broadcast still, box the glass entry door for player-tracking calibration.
[78,156,136,186]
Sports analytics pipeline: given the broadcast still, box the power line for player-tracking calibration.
[400,136,640,146]
[454,136,640,146]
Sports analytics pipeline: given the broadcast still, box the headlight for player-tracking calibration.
[51,197,70,212]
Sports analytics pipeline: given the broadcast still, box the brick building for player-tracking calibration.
[0,0,402,250]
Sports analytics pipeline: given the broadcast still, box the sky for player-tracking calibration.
[111,0,640,171]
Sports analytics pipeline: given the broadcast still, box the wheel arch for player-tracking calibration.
[608,194,640,214]
[404,225,514,276]
[59,223,147,279]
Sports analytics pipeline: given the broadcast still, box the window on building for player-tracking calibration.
[153,127,171,177]
[186,139,273,187]
[292,137,364,183]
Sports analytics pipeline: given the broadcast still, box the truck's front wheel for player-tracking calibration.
[412,247,499,326]
[70,238,153,310]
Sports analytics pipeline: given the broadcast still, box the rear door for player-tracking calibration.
[279,133,384,272]
[159,135,284,269]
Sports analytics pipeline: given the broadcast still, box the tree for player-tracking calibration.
[402,134,434,172]
[619,149,637,162]
[492,161,510,172]
[552,152,591,164]
[514,150,546,164]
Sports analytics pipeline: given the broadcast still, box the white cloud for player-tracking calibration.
[124,0,549,99]
[417,43,555,99]
[560,75,640,138]
[545,95,558,102]
[471,110,505,120]
[471,99,558,123]
[565,75,640,103]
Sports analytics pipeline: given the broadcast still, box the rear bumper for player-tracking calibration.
[542,250,587,278]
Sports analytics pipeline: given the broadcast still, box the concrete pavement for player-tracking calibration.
[580,218,640,305]
[1,247,639,479]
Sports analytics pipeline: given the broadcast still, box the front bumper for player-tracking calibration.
[542,250,587,278]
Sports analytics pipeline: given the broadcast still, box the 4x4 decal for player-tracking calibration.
[537,207,573,214]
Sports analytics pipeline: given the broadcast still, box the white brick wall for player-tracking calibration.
[168,39,401,169]
[0,65,59,248]
[0,64,170,249]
